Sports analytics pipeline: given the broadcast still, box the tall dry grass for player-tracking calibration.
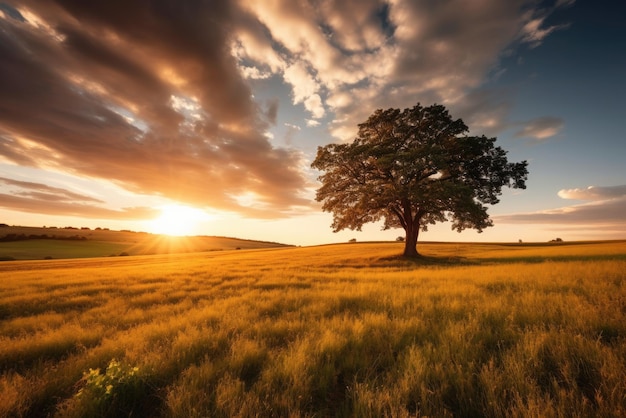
[1,241,625,417]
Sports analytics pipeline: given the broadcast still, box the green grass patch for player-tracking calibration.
[0,240,128,260]
[0,226,290,260]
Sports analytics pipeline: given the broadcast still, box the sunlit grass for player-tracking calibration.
[0,241,625,417]
[0,226,288,260]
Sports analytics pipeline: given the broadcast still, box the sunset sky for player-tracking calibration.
[1,0,624,246]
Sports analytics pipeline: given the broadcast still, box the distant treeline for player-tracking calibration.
[0,233,88,242]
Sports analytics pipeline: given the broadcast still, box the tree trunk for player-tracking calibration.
[403,224,420,257]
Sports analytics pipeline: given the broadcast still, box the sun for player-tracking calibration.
[149,204,208,236]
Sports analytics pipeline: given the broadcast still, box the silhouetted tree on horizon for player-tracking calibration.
[311,103,529,257]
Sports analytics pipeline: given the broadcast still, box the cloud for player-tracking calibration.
[284,123,301,131]
[282,62,326,119]
[239,65,272,80]
[318,0,390,53]
[0,177,157,219]
[266,98,279,126]
[558,185,626,201]
[282,123,302,146]
[238,0,573,141]
[0,0,574,220]
[306,119,321,127]
[518,0,574,49]
[449,89,513,137]
[495,185,626,227]
[496,197,626,225]
[519,16,569,48]
[304,94,325,119]
[0,1,309,217]
[0,177,103,203]
[557,0,576,7]
[514,117,564,140]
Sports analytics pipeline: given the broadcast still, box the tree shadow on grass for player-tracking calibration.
[377,253,626,268]
[319,249,625,271]
[322,254,474,270]
[375,254,475,268]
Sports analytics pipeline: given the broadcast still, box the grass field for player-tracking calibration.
[1,241,625,417]
[0,226,289,260]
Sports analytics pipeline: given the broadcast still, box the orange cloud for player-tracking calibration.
[0,177,157,219]
[0,1,309,217]
[0,0,575,219]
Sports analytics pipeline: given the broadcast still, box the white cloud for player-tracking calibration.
[232,22,285,73]
[239,65,272,80]
[515,117,564,140]
[558,185,626,201]
[496,197,626,225]
[282,63,327,119]
[283,62,319,104]
[518,4,573,48]
[304,94,325,119]
[243,0,574,141]
[306,119,320,127]
[284,123,301,131]
[496,185,626,230]
[520,17,559,47]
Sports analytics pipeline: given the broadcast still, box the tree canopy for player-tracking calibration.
[311,103,529,257]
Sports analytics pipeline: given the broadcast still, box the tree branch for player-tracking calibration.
[390,205,407,230]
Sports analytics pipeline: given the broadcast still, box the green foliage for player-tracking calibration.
[312,103,528,256]
[77,360,140,400]
[65,359,146,417]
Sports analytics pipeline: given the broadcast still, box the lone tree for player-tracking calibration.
[311,103,529,257]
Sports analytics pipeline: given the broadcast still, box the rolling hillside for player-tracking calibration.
[0,225,291,260]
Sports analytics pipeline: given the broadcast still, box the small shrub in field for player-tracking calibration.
[64,359,146,417]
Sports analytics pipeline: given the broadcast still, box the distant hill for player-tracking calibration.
[0,225,291,260]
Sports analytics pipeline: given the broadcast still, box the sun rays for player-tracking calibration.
[148,204,210,237]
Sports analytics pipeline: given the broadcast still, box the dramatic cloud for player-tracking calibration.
[0,177,157,219]
[0,0,309,218]
[515,117,564,140]
[237,0,572,140]
[496,185,626,227]
[0,0,573,220]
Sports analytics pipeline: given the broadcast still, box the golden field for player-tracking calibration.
[0,226,289,261]
[1,241,625,417]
